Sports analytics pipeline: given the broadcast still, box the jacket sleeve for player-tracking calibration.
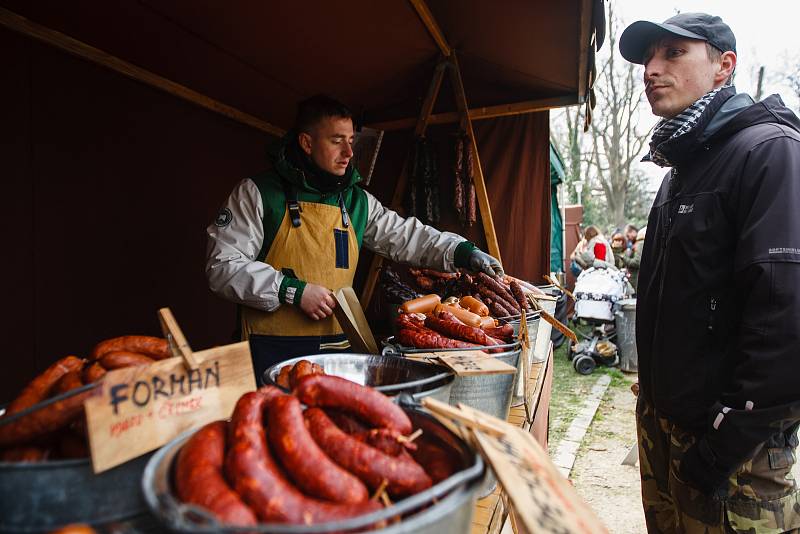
[697,136,800,475]
[361,190,469,271]
[205,178,284,311]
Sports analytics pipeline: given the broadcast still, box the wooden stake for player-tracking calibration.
[370,479,389,501]
[158,308,200,369]
[360,60,447,308]
[448,53,503,264]
[527,295,577,343]
[0,7,285,138]
[398,428,423,444]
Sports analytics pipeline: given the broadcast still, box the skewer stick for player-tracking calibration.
[397,428,423,444]
[543,274,576,301]
[527,295,578,343]
[371,479,389,502]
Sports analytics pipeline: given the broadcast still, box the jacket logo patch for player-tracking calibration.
[769,247,800,255]
[215,208,233,227]
[677,204,694,214]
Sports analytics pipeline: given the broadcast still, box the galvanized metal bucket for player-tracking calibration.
[264,353,455,404]
[142,407,486,533]
[615,299,638,372]
[0,452,152,533]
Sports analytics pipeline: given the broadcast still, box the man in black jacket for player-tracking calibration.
[620,13,800,533]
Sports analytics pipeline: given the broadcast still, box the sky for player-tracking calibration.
[556,0,800,192]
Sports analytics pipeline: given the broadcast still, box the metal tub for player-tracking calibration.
[142,407,486,533]
[265,354,455,404]
[0,453,152,533]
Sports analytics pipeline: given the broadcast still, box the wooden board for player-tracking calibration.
[84,341,255,473]
[471,421,608,534]
[332,287,379,354]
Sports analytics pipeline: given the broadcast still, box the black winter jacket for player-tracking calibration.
[637,87,800,478]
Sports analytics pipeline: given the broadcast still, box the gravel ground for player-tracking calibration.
[568,376,646,534]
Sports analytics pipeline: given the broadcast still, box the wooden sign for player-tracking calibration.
[419,350,517,376]
[85,341,255,473]
[423,399,608,534]
[333,287,379,354]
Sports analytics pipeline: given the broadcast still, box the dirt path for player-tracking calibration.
[569,379,646,534]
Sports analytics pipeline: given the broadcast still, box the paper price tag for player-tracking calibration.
[84,341,255,473]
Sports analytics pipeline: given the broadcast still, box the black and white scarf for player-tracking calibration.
[643,86,726,167]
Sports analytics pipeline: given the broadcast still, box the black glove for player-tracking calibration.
[468,250,504,277]
[678,440,731,496]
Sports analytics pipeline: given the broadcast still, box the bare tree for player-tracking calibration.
[551,1,654,230]
[587,1,653,229]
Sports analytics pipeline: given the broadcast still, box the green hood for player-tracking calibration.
[266,132,362,196]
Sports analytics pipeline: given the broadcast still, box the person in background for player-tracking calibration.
[618,227,645,292]
[206,95,502,382]
[623,223,639,255]
[579,225,614,267]
[611,231,627,270]
[621,11,800,532]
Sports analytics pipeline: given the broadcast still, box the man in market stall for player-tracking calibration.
[205,94,503,383]
[620,12,800,533]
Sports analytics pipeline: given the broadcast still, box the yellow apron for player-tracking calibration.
[241,200,359,338]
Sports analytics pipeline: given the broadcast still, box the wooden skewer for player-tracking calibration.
[397,428,423,444]
[527,294,578,343]
[380,490,393,508]
[544,274,576,301]
[371,479,389,502]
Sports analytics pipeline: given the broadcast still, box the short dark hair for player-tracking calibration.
[295,94,353,133]
[624,224,638,234]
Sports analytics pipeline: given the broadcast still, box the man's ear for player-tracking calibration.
[716,51,736,85]
[298,132,313,155]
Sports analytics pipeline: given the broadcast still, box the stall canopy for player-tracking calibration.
[0,1,605,400]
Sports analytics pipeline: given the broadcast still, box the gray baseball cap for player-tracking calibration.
[619,12,736,64]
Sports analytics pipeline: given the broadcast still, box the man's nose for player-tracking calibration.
[342,143,353,158]
[644,57,662,82]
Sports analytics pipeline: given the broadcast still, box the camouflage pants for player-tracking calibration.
[637,398,800,533]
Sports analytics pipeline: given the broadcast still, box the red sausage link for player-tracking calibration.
[295,374,412,435]
[304,408,432,497]
[288,359,322,389]
[175,421,257,526]
[0,356,87,447]
[5,356,84,415]
[1,446,50,462]
[89,335,170,361]
[225,389,379,524]
[82,362,107,384]
[267,394,368,503]
[276,365,291,389]
[324,409,369,435]
[355,428,418,456]
[98,351,154,370]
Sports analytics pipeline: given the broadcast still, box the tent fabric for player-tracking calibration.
[0,0,603,129]
[550,143,567,272]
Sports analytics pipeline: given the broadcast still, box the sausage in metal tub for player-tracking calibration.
[225,389,379,524]
[305,407,432,497]
[89,335,170,361]
[295,374,412,435]
[175,420,257,526]
[267,394,368,503]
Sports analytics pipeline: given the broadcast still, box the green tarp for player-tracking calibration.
[550,143,566,272]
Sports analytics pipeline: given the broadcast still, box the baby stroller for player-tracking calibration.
[568,266,632,375]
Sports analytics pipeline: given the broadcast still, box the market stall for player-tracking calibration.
[0,0,606,531]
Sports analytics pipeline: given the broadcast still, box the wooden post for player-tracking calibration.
[448,52,503,264]
[359,60,447,308]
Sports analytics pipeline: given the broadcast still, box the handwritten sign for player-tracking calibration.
[468,411,608,534]
[435,350,517,376]
[85,341,255,473]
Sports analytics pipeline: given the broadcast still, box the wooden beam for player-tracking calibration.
[448,52,502,264]
[367,95,577,131]
[0,7,285,138]
[408,0,452,57]
[359,60,448,308]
